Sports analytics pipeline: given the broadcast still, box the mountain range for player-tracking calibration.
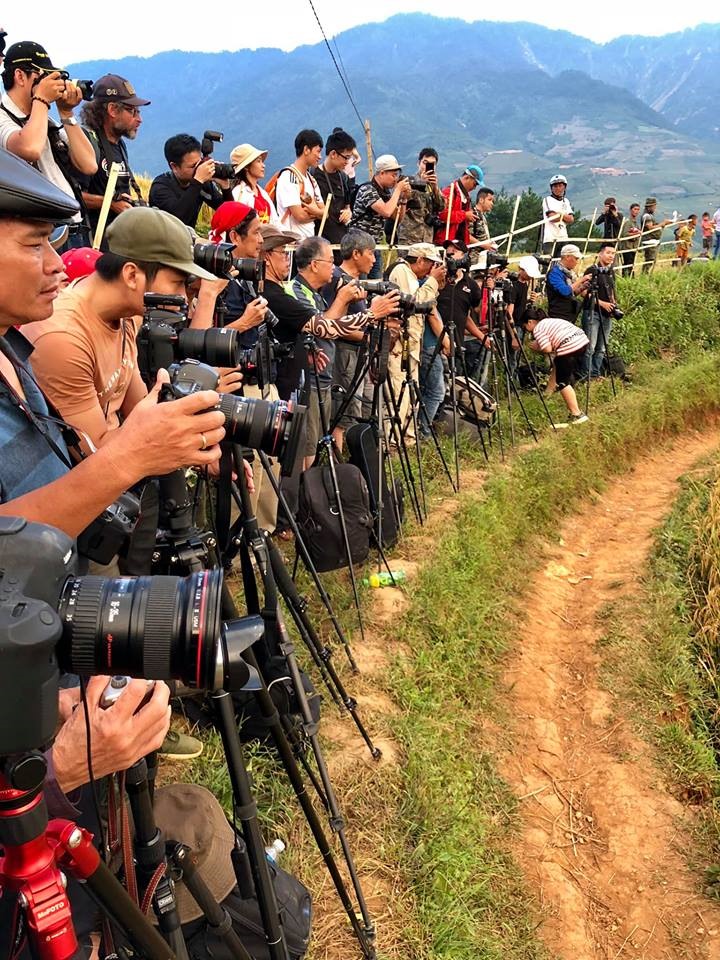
[67,15,720,218]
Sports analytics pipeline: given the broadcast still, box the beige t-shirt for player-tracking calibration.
[23,286,140,432]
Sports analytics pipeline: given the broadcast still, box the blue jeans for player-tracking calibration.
[581,310,613,377]
[419,348,445,436]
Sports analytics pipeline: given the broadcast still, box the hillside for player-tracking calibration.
[67,15,720,217]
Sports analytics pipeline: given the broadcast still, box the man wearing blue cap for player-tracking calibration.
[434,164,483,247]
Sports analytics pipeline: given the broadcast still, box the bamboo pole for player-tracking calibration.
[318,193,332,238]
[582,207,598,258]
[444,181,456,242]
[364,120,374,180]
[93,162,122,250]
[505,194,521,257]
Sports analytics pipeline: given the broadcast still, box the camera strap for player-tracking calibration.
[0,344,86,469]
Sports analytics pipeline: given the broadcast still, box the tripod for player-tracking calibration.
[0,756,175,960]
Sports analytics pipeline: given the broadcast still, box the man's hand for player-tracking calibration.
[399,179,413,200]
[53,677,172,792]
[56,81,83,114]
[336,279,365,304]
[430,262,447,285]
[217,367,244,394]
[529,291,540,304]
[110,194,134,216]
[572,276,591,294]
[465,209,477,223]
[598,299,614,312]
[441,334,452,357]
[338,206,352,225]
[308,348,330,373]
[368,290,401,319]
[106,369,225,481]
[227,297,267,333]
[33,71,69,105]
[193,158,216,184]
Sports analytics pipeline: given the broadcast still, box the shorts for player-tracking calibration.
[332,341,364,429]
[554,347,585,389]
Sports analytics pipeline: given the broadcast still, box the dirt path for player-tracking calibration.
[501,428,720,960]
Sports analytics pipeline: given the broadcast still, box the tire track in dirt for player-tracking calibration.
[501,428,720,960]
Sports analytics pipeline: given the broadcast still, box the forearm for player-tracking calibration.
[64,125,97,175]
[189,290,221,329]
[304,311,370,340]
[6,103,52,162]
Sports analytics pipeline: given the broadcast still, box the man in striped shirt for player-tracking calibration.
[521,308,590,424]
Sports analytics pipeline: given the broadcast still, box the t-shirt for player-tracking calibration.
[701,219,713,239]
[436,273,481,342]
[0,328,69,502]
[0,93,81,223]
[288,275,334,387]
[542,195,573,245]
[263,279,316,398]
[311,165,350,245]
[532,317,588,356]
[275,167,322,239]
[23,286,141,432]
[232,180,280,226]
[351,179,390,243]
[78,128,132,230]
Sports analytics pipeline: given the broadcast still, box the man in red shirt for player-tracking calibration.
[434,165,483,246]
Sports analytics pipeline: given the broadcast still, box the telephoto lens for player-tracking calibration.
[56,569,263,692]
[193,242,265,284]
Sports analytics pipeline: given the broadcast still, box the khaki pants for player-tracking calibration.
[231,382,280,533]
[386,319,423,442]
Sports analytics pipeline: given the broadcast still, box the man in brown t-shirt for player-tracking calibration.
[24,206,217,449]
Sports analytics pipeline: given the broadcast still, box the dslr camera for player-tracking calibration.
[200,130,235,181]
[358,279,434,318]
[162,360,306,477]
[193,241,265,285]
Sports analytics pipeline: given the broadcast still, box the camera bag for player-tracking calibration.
[296,463,372,572]
[346,421,404,549]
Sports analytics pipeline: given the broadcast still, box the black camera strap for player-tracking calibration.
[87,125,144,204]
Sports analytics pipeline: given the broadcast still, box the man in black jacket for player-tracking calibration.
[581,242,618,378]
[149,133,233,228]
[595,197,622,241]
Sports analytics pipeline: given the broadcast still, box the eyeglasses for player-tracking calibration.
[271,248,292,257]
[312,258,335,265]
[339,153,354,162]
[118,104,140,116]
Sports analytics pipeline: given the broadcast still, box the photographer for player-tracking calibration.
[542,175,574,256]
[434,165,483,247]
[311,127,356,248]
[545,243,591,323]
[398,147,445,246]
[595,196,622,242]
[149,132,233,228]
[0,40,97,246]
[78,73,150,238]
[351,153,412,278]
[469,186,499,266]
[581,242,618,379]
[387,242,446,439]
[322,228,400,449]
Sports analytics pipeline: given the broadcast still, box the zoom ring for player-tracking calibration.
[141,577,181,680]
[66,578,107,675]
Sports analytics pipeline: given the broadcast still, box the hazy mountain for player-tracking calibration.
[67,15,720,217]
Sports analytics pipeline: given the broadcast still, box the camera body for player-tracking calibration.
[77,489,141,565]
[357,279,433,317]
[445,252,470,277]
[408,177,427,193]
[200,130,234,181]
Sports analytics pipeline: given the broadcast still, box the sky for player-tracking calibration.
[2,3,720,64]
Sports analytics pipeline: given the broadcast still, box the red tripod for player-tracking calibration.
[0,753,175,960]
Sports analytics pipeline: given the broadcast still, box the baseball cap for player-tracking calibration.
[230,143,268,174]
[407,242,442,262]
[260,223,300,251]
[93,74,150,106]
[106,207,215,280]
[3,41,58,74]
[0,145,79,223]
[444,238,468,253]
[560,243,583,259]
[464,164,484,185]
[517,255,542,279]
[645,196,657,206]
[151,784,237,923]
[375,154,402,174]
[61,247,102,281]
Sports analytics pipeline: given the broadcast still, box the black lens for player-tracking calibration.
[193,241,234,277]
[232,258,265,285]
[217,395,306,476]
[57,570,223,689]
[178,327,240,367]
[213,162,235,180]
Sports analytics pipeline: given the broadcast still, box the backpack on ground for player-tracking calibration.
[297,463,372,572]
[345,421,404,549]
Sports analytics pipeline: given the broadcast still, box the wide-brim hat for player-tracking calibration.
[260,223,300,251]
[230,143,268,174]
[151,784,237,923]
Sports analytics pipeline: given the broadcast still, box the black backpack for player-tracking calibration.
[345,421,404,549]
[297,464,372,572]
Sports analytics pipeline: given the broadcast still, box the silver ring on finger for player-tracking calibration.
[199,433,208,451]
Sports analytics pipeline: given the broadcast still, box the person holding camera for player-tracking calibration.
[149,132,233,228]
[434,164,483,248]
[398,147,445,246]
[0,40,97,247]
[545,243,591,323]
[581,242,619,379]
[542,175,574,257]
[78,73,150,239]
[387,242,446,440]
[351,153,412,278]
[595,197,622,241]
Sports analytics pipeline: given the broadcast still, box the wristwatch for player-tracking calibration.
[61,116,78,126]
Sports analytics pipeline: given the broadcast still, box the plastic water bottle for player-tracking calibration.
[362,570,407,588]
[265,839,286,864]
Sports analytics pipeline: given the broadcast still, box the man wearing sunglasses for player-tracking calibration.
[79,73,150,240]
[0,40,97,245]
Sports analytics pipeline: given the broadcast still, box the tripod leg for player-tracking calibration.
[383,377,423,524]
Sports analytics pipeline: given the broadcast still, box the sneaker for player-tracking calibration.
[568,412,589,424]
[159,729,204,761]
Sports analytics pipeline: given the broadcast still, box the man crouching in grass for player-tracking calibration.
[521,307,589,425]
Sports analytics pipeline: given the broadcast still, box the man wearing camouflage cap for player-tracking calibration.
[640,197,672,274]
[387,242,446,440]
